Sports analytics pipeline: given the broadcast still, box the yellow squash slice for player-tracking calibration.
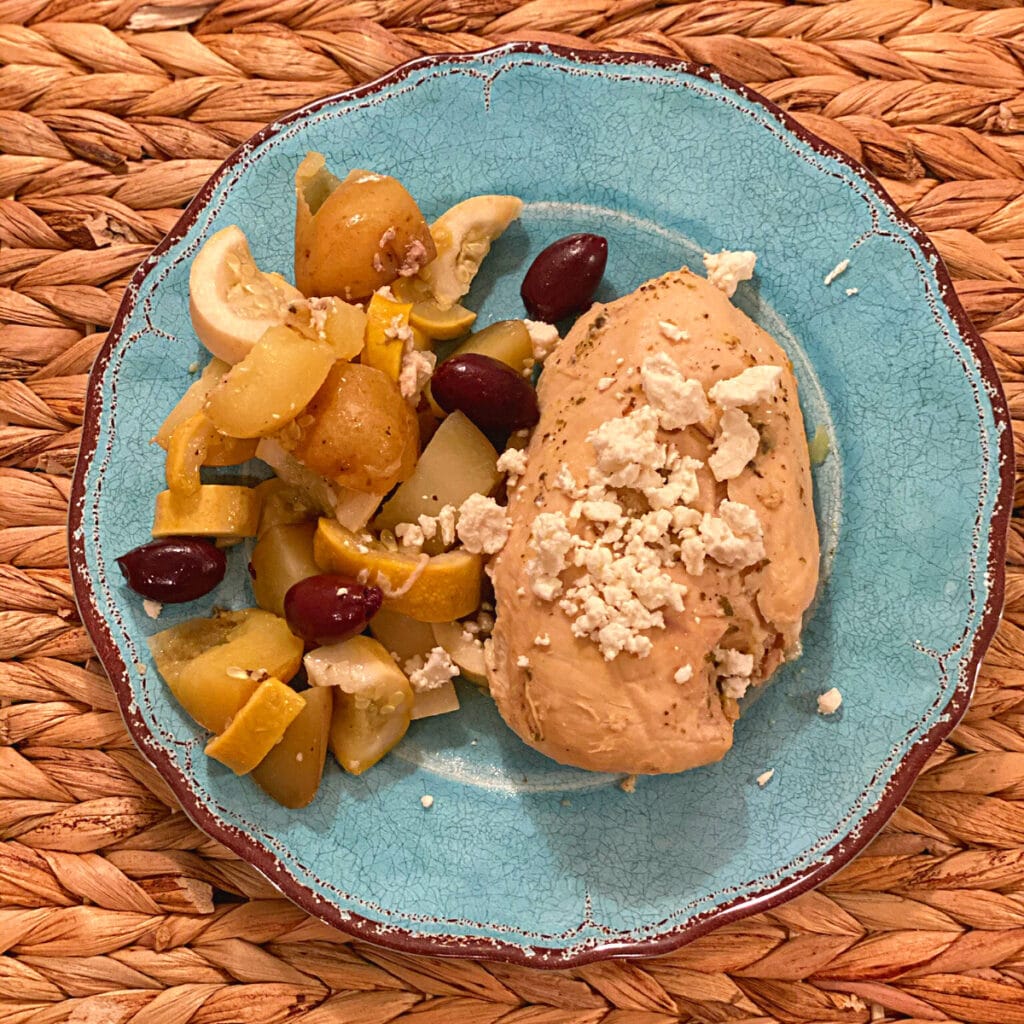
[205,678,306,775]
[314,518,482,622]
[152,485,261,540]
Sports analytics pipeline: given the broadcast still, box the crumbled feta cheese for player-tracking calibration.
[405,646,458,692]
[554,464,585,499]
[597,376,615,392]
[703,249,756,297]
[527,511,575,600]
[187,361,199,374]
[824,258,850,286]
[306,296,332,337]
[378,226,396,249]
[708,365,782,410]
[674,665,693,684]
[383,314,413,344]
[658,320,688,343]
[716,647,754,678]
[496,447,528,489]
[436,504,457,547]
[587,407,665,490]
[756,769,774,787]
[142,599,163,620]
[374,285,396,301]
[700,500,766,568]
[534,633,551,647]
[417,513,437,541]
[709,408,759,481]
[456,493,511,555]
[524,319,560,362]
[640,353,710,430]
[516,655,531,669]
[817,687,843,715]
[845,287,859,297]
[399,238,429,277]
[395,522,425,548]
[399,348,435,401]
[420,794,434,808]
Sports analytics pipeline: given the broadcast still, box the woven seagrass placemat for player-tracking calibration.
[3,3,1024,1022]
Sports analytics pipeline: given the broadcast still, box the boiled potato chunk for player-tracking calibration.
[204,325,335,439]
[412,682,460,721]
[287,362,418,495]
[307,636,413,775]
[314,518,482,622]
[250,522,319,618]
[373,411,500,548]
[451,319,533,371]
[368,607,436,664]
[251,685,332,807]
[205,678,306,775]
[295,154,436,301]
[149,609,303,733]
[152,485,260,540]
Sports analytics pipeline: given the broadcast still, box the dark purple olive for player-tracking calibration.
[117,537,226,603]
[432,353,539,434]
[521,232,608,323]
[283,574,383,645]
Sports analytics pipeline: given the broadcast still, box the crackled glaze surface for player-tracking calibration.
[70,45,1012,966]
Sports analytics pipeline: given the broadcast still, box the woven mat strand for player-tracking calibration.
[3,2,1024,1022]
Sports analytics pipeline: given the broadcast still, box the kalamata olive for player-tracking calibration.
[117,537,226,603]
[431,353,539,434]
[284,574,383,645]
[521,233,608,323]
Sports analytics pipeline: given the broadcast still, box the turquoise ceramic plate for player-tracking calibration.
[71,44,1013,966]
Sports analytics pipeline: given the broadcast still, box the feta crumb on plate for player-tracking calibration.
[817,687,843,715]
[756,769,775,787]
[142,599,163,620]
[420,794,434,809]
[703,249,756,298]
[824,258,850,286]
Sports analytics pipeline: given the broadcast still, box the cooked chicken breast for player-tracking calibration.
[486,266,819,774]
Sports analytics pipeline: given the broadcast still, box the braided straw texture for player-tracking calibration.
[3,1,1024,1021]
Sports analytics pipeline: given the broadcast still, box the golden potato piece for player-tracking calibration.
[372,411,500,550]
[249,522,319,618]
[205,678,306,775]
[287,361,418,495]
[148,609,303,733]
[251,685,332,807]
[294,154,436,301]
